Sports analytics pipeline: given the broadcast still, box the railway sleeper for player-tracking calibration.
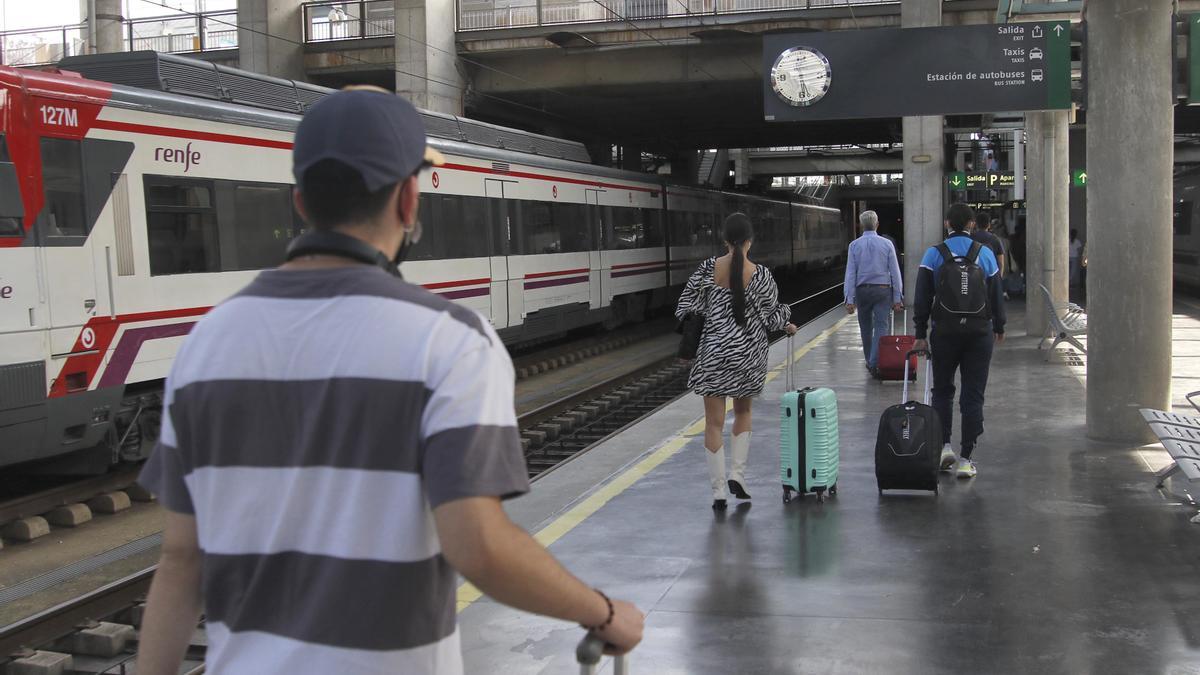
[52,621,136,658]
[2,516,50,542]
[5,649,73,675]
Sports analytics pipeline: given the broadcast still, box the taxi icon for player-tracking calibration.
[1030,47,1044,60]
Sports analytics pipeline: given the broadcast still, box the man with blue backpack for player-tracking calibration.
[912,203,1007,479]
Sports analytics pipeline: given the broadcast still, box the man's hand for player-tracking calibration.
[594,599,645,655]
[846,304,856,315]
[784,323,798,336]
[892,303,904,312]
[995,333,1005,345]
[913,339,928,352]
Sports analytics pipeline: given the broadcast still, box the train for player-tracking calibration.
[0,52,847,472]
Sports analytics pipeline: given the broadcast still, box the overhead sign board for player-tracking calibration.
[948,172,1019,191]
[764,21,1072,122]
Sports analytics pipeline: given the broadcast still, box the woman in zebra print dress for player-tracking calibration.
[676,213,797,511]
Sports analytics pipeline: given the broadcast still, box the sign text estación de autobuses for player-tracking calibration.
[763,21,1070,122]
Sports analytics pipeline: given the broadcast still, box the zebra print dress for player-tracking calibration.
[675,257,792,399]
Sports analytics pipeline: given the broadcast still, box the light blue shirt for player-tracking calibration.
[844,230,903,305]
[918,232,1001,278]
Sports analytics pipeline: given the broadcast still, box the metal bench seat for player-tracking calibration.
[1037,284,1087,361]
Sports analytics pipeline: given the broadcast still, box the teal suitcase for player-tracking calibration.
[780,338,840,503]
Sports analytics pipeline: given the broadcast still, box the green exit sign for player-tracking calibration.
[1072,169,1088,187]
[948,171,966,190]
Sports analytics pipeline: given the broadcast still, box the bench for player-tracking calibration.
[1036,283,1087,361]
[1141,392,1200,523]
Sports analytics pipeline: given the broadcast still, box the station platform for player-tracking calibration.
[459,300,1200,674]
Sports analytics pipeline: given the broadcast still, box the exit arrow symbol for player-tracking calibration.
[1053,24,1064,36]
[1078,172,1087,182]
[952,177,962,186]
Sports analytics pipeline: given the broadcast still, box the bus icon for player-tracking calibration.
[1031,69,1044,82]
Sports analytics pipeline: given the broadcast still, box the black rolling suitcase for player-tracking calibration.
[875,349,942,494]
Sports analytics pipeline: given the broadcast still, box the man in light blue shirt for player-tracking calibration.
[844,210,904,376]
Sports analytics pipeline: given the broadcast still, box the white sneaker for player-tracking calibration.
[957,458,978,479]
[939,443,957,472]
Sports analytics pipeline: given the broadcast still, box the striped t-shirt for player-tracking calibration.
[139,266,529,675]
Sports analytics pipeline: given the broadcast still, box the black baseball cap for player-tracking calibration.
[292,87,445,192]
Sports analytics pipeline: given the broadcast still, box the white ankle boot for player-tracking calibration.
[728,432,752,499]
[706,446,728,509]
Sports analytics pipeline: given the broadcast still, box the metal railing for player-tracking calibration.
[303,1,397,42]
[0,10,237,67]
[0,25,87,67]
[458,0,900,31]
[301,0,903,39]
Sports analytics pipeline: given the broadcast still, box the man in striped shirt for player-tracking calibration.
[136,89,643,674]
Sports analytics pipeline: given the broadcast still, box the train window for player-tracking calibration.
[513,200,590,255]
[145,177,220,275]
[40,138,87,237]
[0,136,22,238]
[440,195,492,259]
[1175,201,1193,237]
[608,208,643,250]
[229,184,297,270]
[643,209,664,247]
[403,196,437,261]
[552,202,589,252]
[148,183,212,209]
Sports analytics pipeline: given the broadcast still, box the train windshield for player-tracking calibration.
[0,135,22,238]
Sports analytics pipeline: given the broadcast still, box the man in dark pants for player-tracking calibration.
[912,204,1006,479]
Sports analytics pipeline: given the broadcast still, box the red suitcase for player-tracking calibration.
[876,309,917,381]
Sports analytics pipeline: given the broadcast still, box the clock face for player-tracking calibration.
[770,47,832,107]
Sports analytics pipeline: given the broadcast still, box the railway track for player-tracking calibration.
[0,285,842,671]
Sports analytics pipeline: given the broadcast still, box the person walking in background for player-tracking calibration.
[972,216,1006,276]
[1069,229,1085,287]
[913,204,1007,480]
[844,210,904,379]
[135,89,643,675]
[677,213,797,511]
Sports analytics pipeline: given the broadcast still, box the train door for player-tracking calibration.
[38,137,102,358]
[483,178,521,330]
[586,189,604,310]
[0,133,44,336]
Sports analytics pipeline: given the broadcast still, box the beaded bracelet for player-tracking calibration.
[581,589,614,631]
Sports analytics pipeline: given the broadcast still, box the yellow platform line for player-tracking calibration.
[457,316,850,612]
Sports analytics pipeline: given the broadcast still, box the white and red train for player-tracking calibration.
[0,53,846,471]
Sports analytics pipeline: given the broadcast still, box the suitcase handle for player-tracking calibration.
[785,334,795,391]
[891,306,908,336]
[577,633,629,675]
[901,349,933,406]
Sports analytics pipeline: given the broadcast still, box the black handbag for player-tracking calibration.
[677,312,705,359]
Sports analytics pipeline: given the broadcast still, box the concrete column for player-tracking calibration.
[1024,110,1069,338]
[1085,0,1173,442]
[901,0,943,310]
[395,0,463,114]
[238,0,305,81]
[95,0,123,53]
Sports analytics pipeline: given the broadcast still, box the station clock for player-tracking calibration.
[769,47,832,107]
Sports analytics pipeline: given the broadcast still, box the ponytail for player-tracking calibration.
[723,213,753,326]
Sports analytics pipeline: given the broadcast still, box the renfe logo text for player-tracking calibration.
[155,142,201,173]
